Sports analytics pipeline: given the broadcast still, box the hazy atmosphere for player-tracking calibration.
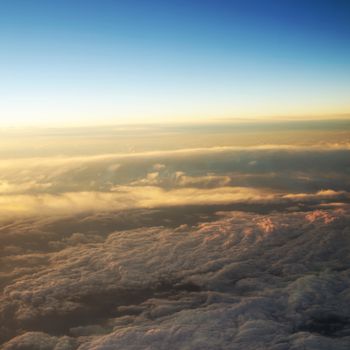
[1,1,350,350]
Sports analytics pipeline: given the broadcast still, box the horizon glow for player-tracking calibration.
[0,0,349,126]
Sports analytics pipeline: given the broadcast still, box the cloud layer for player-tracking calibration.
[1,207,350,349]
[1,124,350,349]
[0,144,350,219]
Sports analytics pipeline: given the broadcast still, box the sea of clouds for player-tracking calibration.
[1,127,350,349]
[1,207,350,349]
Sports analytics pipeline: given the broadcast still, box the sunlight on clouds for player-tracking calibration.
[0,186,271,220]
[0,130,349,220]
[1,122,350,349]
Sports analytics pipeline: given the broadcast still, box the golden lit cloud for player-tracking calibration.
[0,186,272,220]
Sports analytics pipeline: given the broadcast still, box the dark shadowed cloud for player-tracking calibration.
[1,208,350,349]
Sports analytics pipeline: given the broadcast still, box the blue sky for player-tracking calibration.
[0,0,349,125]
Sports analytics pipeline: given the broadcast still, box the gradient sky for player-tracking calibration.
[1,0,350,126]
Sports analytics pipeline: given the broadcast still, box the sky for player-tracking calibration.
[1,0,350,126]
[2,2,350,348]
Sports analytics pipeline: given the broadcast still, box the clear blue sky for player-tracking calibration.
[1,0,349,125]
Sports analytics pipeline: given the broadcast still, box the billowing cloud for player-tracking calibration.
[1,125,350,349]
[1,208,350,349]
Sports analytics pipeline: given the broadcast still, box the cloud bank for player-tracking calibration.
[1,124,350,349]
[0,144,349,219]
[1,208,350,349]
